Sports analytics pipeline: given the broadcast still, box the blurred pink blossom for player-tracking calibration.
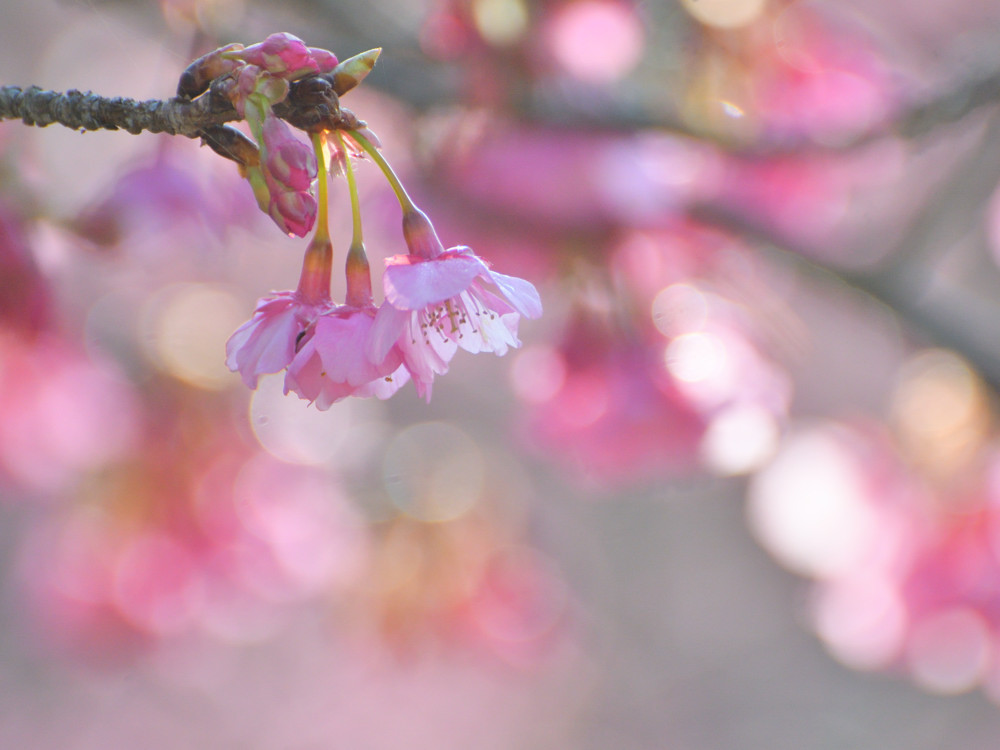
[0,201,51,333]
[0,333,139,494]
[754,5,897,141]
[74,147,253,251]
[436,124,714,230]
[750,416,1000,698]
[16,411,368,657]
[520,308,706,487]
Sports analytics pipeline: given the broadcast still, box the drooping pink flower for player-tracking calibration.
[227,231,334,390]
[225,291,330,388]
[370,233,542,400]
[285,304,409,409]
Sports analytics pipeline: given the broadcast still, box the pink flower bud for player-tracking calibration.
[228,67,290,118]
[239,32,319,80]
[268,187,317,238]
[261,115,317,192]
[308,47,339,74]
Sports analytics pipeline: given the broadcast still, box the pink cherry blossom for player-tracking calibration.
[519,311,706,488]
[225,291,329,388]
[370,246,542,400]
[284,304,409,409]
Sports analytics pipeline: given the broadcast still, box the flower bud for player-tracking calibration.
[309,47,339,74]
[238,32,319,80]
[269,188,317,238]
[177,43,244,99]
[261,115,317,191]
[330,48,381,96]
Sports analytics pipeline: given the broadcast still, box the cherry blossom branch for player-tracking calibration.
[0,53,375,165]
[498,54,1000,155]
[0,84,237,136]
[690,200,1000,393]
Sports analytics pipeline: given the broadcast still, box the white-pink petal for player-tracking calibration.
[483,269,543,319]
[382,253,486,311]
[368,302,410,363]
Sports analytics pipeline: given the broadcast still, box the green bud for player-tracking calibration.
[330,48,381,96]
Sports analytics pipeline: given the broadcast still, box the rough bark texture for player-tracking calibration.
[0,85,238,136]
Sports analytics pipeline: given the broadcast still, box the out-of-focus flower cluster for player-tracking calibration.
[750,349,1000,699]
[404,0,1000,703]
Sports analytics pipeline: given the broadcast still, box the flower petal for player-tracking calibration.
[225,304,300,387]
[382,253,486,310]
[368,302,409,363]
[483,270,543,319]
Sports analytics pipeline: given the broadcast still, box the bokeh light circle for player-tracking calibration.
[546,0,644,83]
[139,283,245,390]
[680,0,767,29]
[382,422,485,522]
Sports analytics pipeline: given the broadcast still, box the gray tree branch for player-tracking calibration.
[0,85,237,136]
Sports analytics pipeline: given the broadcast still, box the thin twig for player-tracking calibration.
[690,201,1000,394]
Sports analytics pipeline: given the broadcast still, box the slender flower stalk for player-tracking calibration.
[225,133,333,387]
[311,132,331,243]
[349,129,416,213]
[295,133,333,303]
[350,129,448,259]
[340,132,373,307]
[284,131,409,408]
[350,128,542,400]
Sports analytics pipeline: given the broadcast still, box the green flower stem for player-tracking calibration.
[311,131,330,242]
[348,129,417,214]
[338,132,374,306]
[338,132,365,249]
